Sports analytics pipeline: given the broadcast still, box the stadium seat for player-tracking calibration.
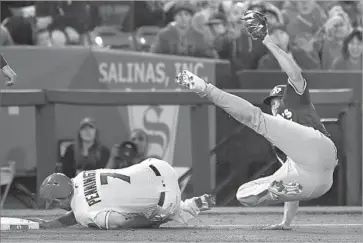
[135,26,161,51]
[0,161,16,209]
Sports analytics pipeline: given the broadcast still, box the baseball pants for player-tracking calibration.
[204,85,338,205]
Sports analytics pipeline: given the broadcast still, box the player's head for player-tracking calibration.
[39,173,73,210]
[263,85,286,116]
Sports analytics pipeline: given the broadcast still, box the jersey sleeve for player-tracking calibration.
[283,77,311,107]
[0,53,8,69]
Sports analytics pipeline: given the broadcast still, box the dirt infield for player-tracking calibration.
[1,207,362,243]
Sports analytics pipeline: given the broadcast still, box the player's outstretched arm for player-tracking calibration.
[31,211,78,229]
[262,35,305,93]
[241,10,304,93]
[264,201,299,230]
[45,211,78,228]
[282,201,299,226]
[96,211,158,229]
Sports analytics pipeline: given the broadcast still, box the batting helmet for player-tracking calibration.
[39,173,73,202]
[263,84,286,105]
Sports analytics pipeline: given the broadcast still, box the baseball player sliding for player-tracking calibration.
[34,158,215,229]
[175,10,337,230]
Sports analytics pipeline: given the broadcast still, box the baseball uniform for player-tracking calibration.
[70,158,204,229]
[202,78,338,205]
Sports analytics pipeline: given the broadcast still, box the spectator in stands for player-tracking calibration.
[61,117,110,178]
[106,141,138,169]
[319,8,353,69]
[1,1,35,22]
[106,128,149,169]
[35,29,52,46]
[338,1,362,27]
[2,16,35,45]
[258,25,320,70]
[35,1,92,46]
[123,1,165,32]
[130,129,149,164]
[0,25,14,46]
[207,12,229,59]
[150,1,217,58]
[227,2,248,28]
[331,28,362,70]
[217,2,268,70]
[192,0,223,45]
[284,0,327,49]
[262,5,285,28]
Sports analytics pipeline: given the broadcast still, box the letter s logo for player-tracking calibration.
[282,109,293,120]
[142,106,170,158]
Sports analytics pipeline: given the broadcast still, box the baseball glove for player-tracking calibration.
[241,10,268,40]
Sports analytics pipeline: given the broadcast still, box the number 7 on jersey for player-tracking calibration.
[100,173,131,185]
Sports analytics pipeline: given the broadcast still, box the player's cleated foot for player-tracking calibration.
[194,194,216,211]
[175,70,207,93]
[268,180,303,200]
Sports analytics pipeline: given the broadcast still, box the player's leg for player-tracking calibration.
[259,114,337,170]
[202,84,337,170]
[236,162,313,206]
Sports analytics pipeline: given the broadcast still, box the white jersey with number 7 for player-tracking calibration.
[70,158,204,228]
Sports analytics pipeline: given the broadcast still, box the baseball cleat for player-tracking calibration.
[175,70,207,93]
[194,194,216,211]
[268,180,303,200]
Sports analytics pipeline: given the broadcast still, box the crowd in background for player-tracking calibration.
[59,117,152,179]
[0,0,362,71]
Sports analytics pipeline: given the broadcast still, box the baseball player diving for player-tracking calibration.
[175,10,337,230]
[33,158,215,229]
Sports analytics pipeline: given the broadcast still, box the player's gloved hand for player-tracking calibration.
[175,70,207,94]
[241,10,268,40]
[263,222,292,230]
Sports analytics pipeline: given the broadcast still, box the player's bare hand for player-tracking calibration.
[175,70,206,93]
[263,223,292,230]
[26,218,49,229]
[5,81,14,87]
[4,77,14,87]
